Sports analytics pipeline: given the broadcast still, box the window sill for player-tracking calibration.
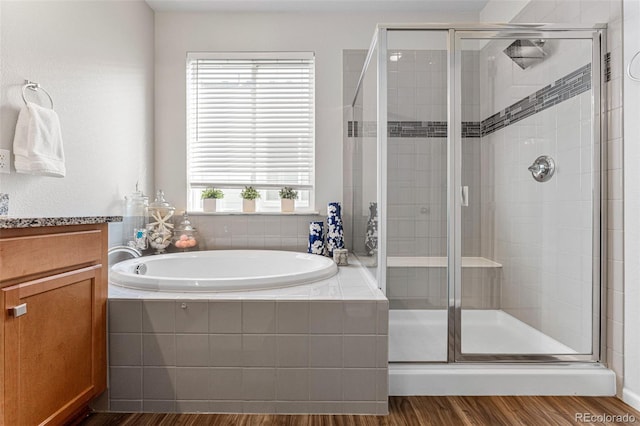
[188,211,321,216]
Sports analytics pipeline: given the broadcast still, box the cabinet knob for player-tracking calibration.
[9,303,27,317]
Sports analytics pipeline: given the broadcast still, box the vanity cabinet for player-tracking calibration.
[0,223,108,426]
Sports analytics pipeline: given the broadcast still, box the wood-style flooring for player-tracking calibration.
[79,396,640,425]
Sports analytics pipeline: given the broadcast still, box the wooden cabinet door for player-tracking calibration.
[2,265,101,426]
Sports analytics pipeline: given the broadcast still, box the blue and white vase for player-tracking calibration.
[365,201,378,256]
[326,202,345,256]
[308,221,325,255]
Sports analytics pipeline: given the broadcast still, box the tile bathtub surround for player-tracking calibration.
[107,260,388,415]
[187,214,325,252]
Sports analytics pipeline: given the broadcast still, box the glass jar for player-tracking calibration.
[122,188,148,250]
[146,189,175,254]
[173,213,201,251]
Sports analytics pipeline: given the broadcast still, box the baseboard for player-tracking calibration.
[623,388,640,411]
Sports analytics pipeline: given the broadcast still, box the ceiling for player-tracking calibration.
[145,0,490,13]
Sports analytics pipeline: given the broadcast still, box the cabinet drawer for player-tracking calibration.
[0,230,102,282]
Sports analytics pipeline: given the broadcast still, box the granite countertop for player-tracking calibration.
[0,216,122,229]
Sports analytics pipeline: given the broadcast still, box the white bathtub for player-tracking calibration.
[109,250,338,292]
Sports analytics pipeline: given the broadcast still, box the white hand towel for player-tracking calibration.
[12,101,66,177]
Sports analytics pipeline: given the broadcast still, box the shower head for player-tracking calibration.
[503,39,546,70]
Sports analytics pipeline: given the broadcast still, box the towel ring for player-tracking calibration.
[21,80,54,109]
[628,50,640,82]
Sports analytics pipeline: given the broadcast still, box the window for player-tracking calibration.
[187,52,315,212]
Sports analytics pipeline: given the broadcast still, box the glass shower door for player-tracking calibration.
[384,29,450,362]
[453,30,603,361]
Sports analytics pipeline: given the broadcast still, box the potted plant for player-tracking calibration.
[240,186,260,213]
[201,187,224,212]
[279,187,298,213]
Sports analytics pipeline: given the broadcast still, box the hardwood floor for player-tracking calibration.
[80,396,640,425]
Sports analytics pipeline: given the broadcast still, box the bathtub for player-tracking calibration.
[109,249,338,292]
[107,251,388,415]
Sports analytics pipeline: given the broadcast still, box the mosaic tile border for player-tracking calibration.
[481,63,591,136]
[348,62,592,139]
[347,121,480,138]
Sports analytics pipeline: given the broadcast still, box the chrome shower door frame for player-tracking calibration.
[450,26,607,363]
[356,23,607,364]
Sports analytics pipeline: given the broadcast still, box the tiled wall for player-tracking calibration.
[108,298,388,414]
[185,214,324,253]
[478,34,595,354]
[344,48,496,309]
[387,267,500,310]
[343,49,370,257]
[509,0,624,393]
[480,90,594,352]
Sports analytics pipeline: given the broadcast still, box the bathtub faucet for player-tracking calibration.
[108,245,142,258]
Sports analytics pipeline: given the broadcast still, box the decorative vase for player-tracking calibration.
[308,221,325,255]
[122,187,148,249]
[242,199,256,213]
[147,189,175,254]
[203,198,217,213]
[365,202,378,256]
[281,198,295,213]
[326,202,345,256]
[172,213,201,251]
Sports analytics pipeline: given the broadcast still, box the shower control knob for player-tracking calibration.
[528,155,555,182]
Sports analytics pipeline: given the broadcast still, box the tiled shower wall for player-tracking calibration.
[343,50,369,257]
[344,49,495,309]
[478,35,595,353]
[510,0,624,393]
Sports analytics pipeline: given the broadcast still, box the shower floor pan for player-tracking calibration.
[388,309,615,396]
[389,309,575,361]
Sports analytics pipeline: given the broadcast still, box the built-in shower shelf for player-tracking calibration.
[387,256,502,268]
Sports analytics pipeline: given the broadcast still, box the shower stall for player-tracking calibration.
[347,24,615,394]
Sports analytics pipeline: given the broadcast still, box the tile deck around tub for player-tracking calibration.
[108,255,385,301]
[107,256,388,415]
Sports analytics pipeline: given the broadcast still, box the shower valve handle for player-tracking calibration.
[528,155,555,182]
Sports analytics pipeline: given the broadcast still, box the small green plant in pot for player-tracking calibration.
[279,187,298,213]
[201,188,224,212]
[240,186,261,213]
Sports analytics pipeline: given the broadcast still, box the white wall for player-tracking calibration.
[153,10,477,212]
[0,0,155,217]
[623,0,640,411]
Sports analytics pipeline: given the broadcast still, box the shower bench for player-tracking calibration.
[387,257,502,268]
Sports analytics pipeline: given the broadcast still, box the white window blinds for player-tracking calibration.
[187,52,315,192]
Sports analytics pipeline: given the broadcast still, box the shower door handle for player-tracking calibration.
[461,186,469,207]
